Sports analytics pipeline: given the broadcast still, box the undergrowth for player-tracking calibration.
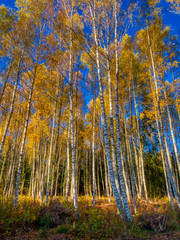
[0,196,179,239]
[0,196,40,237]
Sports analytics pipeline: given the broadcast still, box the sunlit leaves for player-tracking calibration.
[166,0,180,14]
[0,5,15,36]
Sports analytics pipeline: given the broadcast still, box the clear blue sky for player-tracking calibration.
[0,0,15,8]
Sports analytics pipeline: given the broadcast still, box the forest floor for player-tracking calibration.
[0,196,180,240]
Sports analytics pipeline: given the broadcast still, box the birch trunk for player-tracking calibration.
[123,113,132,201]
[69,15,79,218]
[100,154,105,195]
[9,147,18,198]
[103,148,111,202]
[66,121,70,201]
[89,1,125,219]
[0,59,22,166]
[54,154,60,197]
[129,86,137,213]
[31,147,36,198]
[92,98,96,206]
[146,24,179,207]
[162,81,180,175]
[41,145,47,202]
[132,82,148,200]
[54,100,63,197]
[106,51,121,197]
[50,125,61,200]
[45,95,57,205]
[14,66,36,206]
[0,58,13,105]
[114,0,131,220]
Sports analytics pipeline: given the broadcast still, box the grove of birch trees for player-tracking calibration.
[0,0,179,221]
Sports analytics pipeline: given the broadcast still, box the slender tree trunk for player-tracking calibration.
[147,25,179,207]
[9,147,18,198]
[123,113,132,202]
[129,85,136,213]
[14,62,37,207]
[89,1,125,219]
[151,72,173,201]
[0,58,14,105]
[132,136,140,198]
[97,154,100,199]
[132,82,148,201]
[106,51,121,197]
[114,0,131,220]
[100,154,105,196]
[55,154,61,197]
[0,59,22,166]
[85,151,89,196]
[40,145,47,202]
[162,81,180,175]
[45,100,57,205]
[69,15,79,218]
[164,131,180,207]
[31,146,36,198]
[66,121,71,201]
[103,148,111,202]
[3,149,11,197]
[92,98,96,206]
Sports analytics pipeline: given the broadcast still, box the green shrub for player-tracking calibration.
[57,225,70,234]
[39,213,52,230]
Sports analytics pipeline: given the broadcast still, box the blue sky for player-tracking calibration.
[0,0,15,8]
[1,0,179,33]
[162,0,180,35]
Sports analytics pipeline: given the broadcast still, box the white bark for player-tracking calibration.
[114,0,131,221]
[107,55,121,197]
[66,121,71,201]
[89,1,125,219]
[103,148,111,202]
[69,14,80,218]
[14,67,36,206]
[0,58,13,105]
[45,93,57,205]
[162,81,180,175]
[41,145,47,202]
[146,24,180,207]
[92,99,96,206]
[0,59,22,166]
